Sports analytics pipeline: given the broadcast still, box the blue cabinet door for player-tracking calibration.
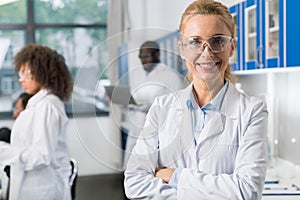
[231,0,300,71]
[243,0,281,70]
[244,0,258,70]
[265,0,280,68]
[285,0,300,67]
[230,2,247,71]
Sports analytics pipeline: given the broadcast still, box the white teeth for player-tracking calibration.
[197,63,216,69]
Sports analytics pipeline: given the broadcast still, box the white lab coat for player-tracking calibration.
[0,145,9,199]
[124,83,268,200]
[0,89,71,200]
[124,63,185,167]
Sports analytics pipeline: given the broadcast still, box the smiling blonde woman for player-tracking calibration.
[124,1,268,199]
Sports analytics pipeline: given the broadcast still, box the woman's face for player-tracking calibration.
[18,63,43,94]
[179,15,235,83]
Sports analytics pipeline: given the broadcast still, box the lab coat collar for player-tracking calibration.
[145,63,161,76]
[179,83,194,110]
[220,82,240,119]
[187,80,229,111]
[26,89,50,108]
[145,63,172,75]
[178,81,239,150]
[180,81,239,117]
[196,83,239,156]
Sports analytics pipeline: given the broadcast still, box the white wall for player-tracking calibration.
[128,0,193,31]
[221,0,241,7]
[67,116,123,176]
[126,0,242,32]
[127,0,244,28]
[0,116,123,176]
[236,70,300,167]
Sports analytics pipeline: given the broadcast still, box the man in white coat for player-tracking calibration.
[123,41,185,167]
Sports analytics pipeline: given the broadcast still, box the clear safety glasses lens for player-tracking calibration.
[180,35,233,54]
[18,70,31,79]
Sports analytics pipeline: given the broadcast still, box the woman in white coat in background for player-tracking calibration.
[0,44,73,200]
[124,0,268,199]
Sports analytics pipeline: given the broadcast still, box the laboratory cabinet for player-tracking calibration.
[229,3,243,71]
[229,0,300,71]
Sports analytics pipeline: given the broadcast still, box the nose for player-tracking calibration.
[140,57,147,63]
[19,76,24,83]
[201,42,210,51]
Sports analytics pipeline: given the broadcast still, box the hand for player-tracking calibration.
[128,103,148,112]
[155,168,175,183]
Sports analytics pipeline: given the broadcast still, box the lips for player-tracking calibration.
[195,62,217,71]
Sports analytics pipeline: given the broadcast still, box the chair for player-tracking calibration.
[69,158,78,200]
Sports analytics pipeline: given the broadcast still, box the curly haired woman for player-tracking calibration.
[0,44,73,200]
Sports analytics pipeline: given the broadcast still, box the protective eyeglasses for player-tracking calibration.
[18,70,31,79]
[179,35,233,54]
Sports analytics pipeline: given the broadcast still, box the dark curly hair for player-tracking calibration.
[14,44,73,101]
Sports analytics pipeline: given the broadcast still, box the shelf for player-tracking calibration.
[248,32,257,38]
[232,66,300,75]
[269,26,279,33]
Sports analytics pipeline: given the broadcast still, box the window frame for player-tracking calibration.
[0,0,109,118]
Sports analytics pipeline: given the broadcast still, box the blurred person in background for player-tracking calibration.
[12,92,33,119]
[123,41,185,167]
[0,44,73,200]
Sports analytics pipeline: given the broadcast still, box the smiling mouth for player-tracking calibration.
[196,62,218,71]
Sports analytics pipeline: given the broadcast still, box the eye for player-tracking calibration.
[211,37,226,46]
[187,38,201,46]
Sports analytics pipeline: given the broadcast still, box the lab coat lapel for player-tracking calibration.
[175,83,240,160]
[197,82,240,145]
[195,112,225,159]
[178,84,195,153]
[196,83,239,158]
[197,112,225,145]
[181,106,195,151]
[220,82,240,118]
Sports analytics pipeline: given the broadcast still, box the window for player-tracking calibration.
[0,0,109,117]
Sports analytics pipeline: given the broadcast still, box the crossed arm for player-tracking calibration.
[155,168,175,183]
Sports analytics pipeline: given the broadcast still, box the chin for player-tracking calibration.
[195,70,223,83]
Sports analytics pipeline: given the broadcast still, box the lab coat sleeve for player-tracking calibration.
[176,100,268,200]
[124,101,177,200]
[0,141,21,165]
[20,101,61,171]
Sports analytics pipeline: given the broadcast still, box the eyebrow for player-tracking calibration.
[188,34,228,39]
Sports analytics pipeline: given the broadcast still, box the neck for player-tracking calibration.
[144,63,158,73]
[193,78,224,107]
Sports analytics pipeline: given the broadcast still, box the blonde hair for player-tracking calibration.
[180,0,236,83]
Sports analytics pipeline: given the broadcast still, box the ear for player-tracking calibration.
[229,38,237,57]
[178,41,186,60]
